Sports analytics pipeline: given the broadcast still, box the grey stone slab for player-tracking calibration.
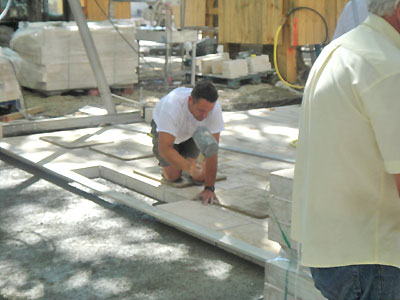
[268,195,293,224]
[40,134,111,149]
[158,200,251,231]
[95,127,153,145]
[99,166,166,201]
[221,222,280,253]
[90,139,154,161]
[216,186,269,219]
[270,168,294,200]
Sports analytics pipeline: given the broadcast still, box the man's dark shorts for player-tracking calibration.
[151,120,199,167]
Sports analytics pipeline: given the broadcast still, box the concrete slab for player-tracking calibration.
[222,107,299,161]
[38,127,112,149]
[270,168,294,200]
[158,200,251,231]
[216,186,269,219]
[221,222,280,253]
[90,139,153,161]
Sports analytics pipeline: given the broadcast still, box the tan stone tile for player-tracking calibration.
[158,200,250,230]
[221,223,280,253]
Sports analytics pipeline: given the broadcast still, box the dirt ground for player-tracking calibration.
[20,78,300,119]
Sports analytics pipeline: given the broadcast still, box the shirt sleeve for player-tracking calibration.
[361,73,400,174]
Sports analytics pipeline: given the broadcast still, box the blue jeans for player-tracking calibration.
[310,265,400,300]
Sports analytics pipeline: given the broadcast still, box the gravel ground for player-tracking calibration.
[0,160,265,300]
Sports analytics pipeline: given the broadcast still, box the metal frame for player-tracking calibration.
[2,111,142,137]
[0,146,279,267]
[67,0,116,114]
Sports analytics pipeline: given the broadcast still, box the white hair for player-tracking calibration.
[367,0,400,16]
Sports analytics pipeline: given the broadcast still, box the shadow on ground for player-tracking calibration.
[0,161,264,300]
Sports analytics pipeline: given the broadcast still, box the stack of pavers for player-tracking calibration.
[265,168,325,300]
[7,21,138,93]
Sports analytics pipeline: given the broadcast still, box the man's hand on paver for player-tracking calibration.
[194,189,218,205]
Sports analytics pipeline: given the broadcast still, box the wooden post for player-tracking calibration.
[28,0,43,21]
[278,0,297,83]
[225,43,241,59]
[204,0,217,38]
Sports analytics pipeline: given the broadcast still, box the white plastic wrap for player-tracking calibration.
[0,47,22,102]
[9,21,139,91]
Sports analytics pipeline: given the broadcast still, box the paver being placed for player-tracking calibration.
[90,138,154,161]
[216,186,270,219]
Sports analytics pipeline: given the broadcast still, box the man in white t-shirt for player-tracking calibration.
[151,80,224,204]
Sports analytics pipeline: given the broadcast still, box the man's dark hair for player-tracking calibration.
[191,80,218,103]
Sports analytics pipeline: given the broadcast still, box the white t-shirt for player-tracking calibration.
[152,87,224,144]
[333,0,369,39]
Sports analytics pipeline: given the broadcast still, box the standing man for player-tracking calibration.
[151,80,224,204]
[333,0,369,39]
[292,0,400,299]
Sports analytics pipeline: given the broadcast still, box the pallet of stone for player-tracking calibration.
[0,48,22,104]
[186,71,272,89]
[7,21,138,93]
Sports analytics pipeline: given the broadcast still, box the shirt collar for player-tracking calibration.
[363,14,400,50]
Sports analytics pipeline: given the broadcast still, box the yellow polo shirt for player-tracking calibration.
[291,14,400,268]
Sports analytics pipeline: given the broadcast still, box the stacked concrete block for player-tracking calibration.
[196,52,229,74]
[221,59,248,78]
[211,59,225,75]
[264,260,325,300]
[265,168,325,300]
[264,282,296,300]
[246,54,272,74]
[0,48,22,103]
[267,168,298,252]
[8,21,138,92]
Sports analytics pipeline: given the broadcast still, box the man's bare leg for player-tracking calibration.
[161,165,182,182]
[162,158,206,182]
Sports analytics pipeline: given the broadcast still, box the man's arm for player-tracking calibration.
[394,174,400,197]
[197,133,220,205]
[158,131,191,173]
[204,133,220,187]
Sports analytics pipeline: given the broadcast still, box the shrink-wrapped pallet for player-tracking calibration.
[0,48,22,103]
[9,21,138,92]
